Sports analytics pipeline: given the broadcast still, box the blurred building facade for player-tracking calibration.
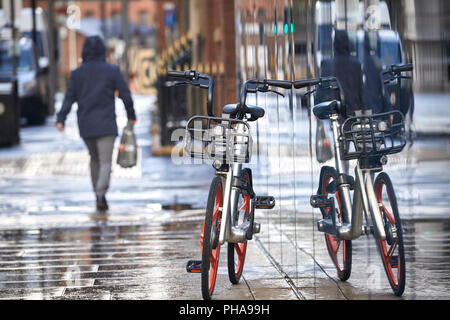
[154,0,237,117]
[22,0,158,94]
[232,0,450,295]
[401,0,450,93]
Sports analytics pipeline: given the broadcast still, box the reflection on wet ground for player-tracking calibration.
[0,212,299,300]
[256,215,450,300]
[0,213,448,299]
[0,217,205,300]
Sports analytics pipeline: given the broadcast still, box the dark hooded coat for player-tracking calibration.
[319,30,364,117]
[57,35,136,138]
[362,32,390,114]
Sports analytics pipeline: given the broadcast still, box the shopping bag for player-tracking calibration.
[315,118,333,163]
[117,121,137,168]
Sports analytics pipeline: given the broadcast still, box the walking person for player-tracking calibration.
[318,29,365,118]
[317,30,365,174]
[56,35,136,211]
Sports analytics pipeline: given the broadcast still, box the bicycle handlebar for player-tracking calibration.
[247,78,293,89]
[293,76,336,89]
[167,70,215,117]
[167,70,188,78]
[239,78,292,107]
[383,63,413,75]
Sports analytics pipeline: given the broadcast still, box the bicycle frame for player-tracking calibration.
[218,121,252,245]
[324,114,386,241]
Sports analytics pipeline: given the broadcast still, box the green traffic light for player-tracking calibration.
[291,23,294,33]
[284,24,288,34]
[274,23,277,34]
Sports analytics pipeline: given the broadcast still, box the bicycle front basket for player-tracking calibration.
[184,115,252,163]
[340,110,406,160]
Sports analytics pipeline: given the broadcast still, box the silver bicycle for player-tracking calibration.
[294,63,412,296]
[167,69,291,299]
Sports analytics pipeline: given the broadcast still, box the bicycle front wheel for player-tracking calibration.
[374,172,406,296]
[201,176,223,300]
[227,168,251,284]
[318,166,352,281]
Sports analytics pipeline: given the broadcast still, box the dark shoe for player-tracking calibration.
[96,196,109,211]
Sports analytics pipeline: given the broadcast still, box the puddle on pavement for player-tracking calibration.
[162,203,193,211]
[0,217,447,299]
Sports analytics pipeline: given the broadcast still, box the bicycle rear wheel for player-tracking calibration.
[227,168,251,284]
[201,176,223,300]
[374,172,406,296]
[318,166,352,281]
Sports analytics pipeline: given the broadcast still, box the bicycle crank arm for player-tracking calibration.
[229,220,260,243]
[314,195,338,236]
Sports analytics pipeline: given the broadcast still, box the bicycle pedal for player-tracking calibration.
[255,196,275,209]
[310,194,331,208]
[390,255,399,268]
[186,260,202,273]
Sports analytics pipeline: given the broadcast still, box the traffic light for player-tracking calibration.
[284,6,288,34]
[274,7,277,35]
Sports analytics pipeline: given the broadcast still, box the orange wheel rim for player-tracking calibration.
[323,174,346,273]
[375,180,401,289]
[234,181,250,277]
[200,183,222,295]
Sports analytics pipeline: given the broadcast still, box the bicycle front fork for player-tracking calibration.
[316,116,386,241]
[218,164,275,245]
[337,166,386,241]
[315,164,387,241]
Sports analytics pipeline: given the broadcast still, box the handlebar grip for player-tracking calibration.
[293,78,320,89]
[167,70,186,78]
[265,79,292,89]
[392,63,413,73]
[386,64,413,74]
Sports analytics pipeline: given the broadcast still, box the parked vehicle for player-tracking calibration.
[315,0,391,68]
[0,37,48,125]
[351,30,413,117]
[0,8,52,125]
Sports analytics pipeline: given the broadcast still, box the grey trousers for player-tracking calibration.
[83,135,116,199]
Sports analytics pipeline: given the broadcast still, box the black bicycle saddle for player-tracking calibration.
[222,103,265,121]
[313,100,345,120]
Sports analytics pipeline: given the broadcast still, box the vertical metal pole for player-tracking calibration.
[47,0,55,114]
[10,0,16,78]
[344,0,348,30]
[121,0,129,80]
[100,0,106,38]
[31,0,37,46]
[31,0,39,72]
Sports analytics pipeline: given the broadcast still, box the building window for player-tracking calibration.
[139,11,148,26]
[84,10,94,18]
[111,10,121,20]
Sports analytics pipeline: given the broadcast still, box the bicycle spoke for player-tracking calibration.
[212,206,220,221]
[387,240,398,260]
[209,252,217,267]
[235,243,244,260]
[382,204,396,225]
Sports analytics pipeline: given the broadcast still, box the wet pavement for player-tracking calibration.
[0,94,449,300]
